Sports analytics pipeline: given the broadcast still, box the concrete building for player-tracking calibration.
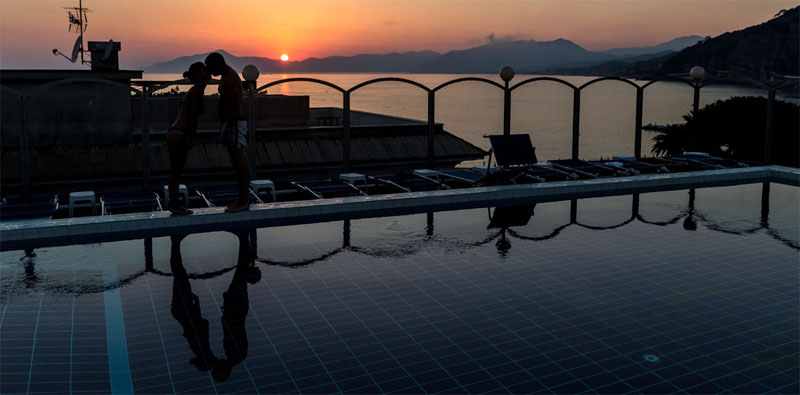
[0,70,484,198]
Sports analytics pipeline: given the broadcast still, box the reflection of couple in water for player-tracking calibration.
[169,230,260,381]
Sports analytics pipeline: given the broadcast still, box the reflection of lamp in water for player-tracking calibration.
[683,189,697,231]
[689,66,705,151]
[496,229,511,253]
[488,205,535,255]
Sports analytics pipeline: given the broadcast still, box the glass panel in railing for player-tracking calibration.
[510,77,574,162]
[434,76,504,168]
[641,80,693,158]
[578,78,637,159]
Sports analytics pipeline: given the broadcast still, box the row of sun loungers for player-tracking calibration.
[0,196,59,221]
[0,135,750,221]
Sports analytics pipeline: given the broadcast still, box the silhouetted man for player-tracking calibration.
[204,52,251,213]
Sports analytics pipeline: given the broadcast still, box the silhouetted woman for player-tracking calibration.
[167,62,210,215]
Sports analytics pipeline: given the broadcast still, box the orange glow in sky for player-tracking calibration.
[0,0,795,69]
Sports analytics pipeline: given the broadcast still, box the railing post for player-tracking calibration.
[691,82,700,152]
[760,181,770,228]
[342,91,351,173]
[499,66,515,136]
[343,219,351,248]
[247,85,257,176]
[20,94,31,201]
[144,237,153,272]
[570,199,577,224]
[503,81,511,135]
[141,87,151,191]
[427,90,435,168]
[634,87,643,159]
[763,88,775,164]
[572,89,580,160]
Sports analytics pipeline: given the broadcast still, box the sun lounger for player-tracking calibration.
[369,173,442,193]
[485,134,579,183]
[0,195,59,221]
[196,185,263,207]
[292,179,367,199]
[548,159,622,178]
[636,157,697,172]
[437,168,492,186]
[609,156,669,174]
[100,191,162,215]
[670,152,748,169]
[523,163,577,182]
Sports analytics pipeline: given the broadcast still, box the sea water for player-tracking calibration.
[144,73,787,162]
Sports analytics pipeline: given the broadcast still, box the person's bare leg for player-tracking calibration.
[167,132,193,215]
[225,146,251,213]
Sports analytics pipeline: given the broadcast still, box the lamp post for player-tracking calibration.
[500,66,515,136]
[242,65,259,176]
[689,66,705,151]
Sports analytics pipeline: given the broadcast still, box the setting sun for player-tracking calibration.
[280,54,289,61]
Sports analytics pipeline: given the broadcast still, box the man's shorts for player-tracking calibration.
[221,120,247,148]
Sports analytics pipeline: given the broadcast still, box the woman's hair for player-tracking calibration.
[182,62,206,83]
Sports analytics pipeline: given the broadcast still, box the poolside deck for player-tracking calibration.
[1,166,798,250]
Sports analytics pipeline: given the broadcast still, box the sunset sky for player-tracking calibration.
[0,0,794,69]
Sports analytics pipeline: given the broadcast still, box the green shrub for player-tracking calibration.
[651,96,799,167]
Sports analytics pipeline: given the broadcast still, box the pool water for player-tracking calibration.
[1,183,798,394]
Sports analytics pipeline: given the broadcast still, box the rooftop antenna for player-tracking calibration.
[102,39,114,61]
[51,0,92,66]
[52,35,81,63]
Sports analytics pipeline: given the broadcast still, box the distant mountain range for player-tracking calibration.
[143,36,702,74]
[145,6,800,82]
[542,7,799,80]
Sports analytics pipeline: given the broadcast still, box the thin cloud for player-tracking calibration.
[470,32,530,45]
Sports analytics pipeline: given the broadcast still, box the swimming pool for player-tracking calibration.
[1,183,798,394]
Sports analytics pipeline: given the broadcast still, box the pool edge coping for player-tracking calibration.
[2,165,798,246]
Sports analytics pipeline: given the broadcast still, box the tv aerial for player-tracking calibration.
[51,0,92,65]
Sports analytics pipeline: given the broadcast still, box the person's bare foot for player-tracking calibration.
[224,200,250,213]
[169,204,193,216]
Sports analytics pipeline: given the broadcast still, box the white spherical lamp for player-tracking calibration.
[242,64,260,82]
[689,66,705,81]
[499,66,515,82]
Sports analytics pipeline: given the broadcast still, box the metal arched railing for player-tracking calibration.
[639,75,695,90]
[7,69,794,203]
[579,76,640,91]
[432,77,504,92]
[509,77,580,158]
[349,77,430,93]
